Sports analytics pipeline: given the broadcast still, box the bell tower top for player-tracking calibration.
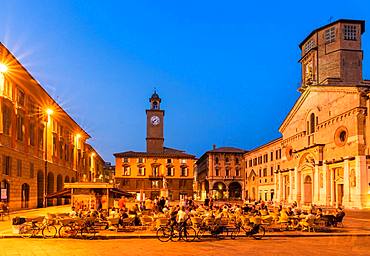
[298,19,365,92]
[149,90,161,110]
[146,90,164,153]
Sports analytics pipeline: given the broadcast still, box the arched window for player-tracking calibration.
[310,113,315,134]
[152,101,158,109]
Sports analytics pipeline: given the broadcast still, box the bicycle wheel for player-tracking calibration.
[182,226,196,242]
[251,225,265,240]
[81,226,96,240]
[61,225,78,238]
[216,227,226,240]
[42,225,57,238]
[231,227,240,240]
[156,227,171,242]
[197,227,206,240]
[19,225,33,238]
[170,227,180,242]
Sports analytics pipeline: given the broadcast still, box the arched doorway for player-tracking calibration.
[0,180,10,203]
[37,171,44,208]
[21,183,30,208]
[304,175,312,205]
[71,177,76,183]
[229,182,242,199]
[56,175,63,205]
[47,172,54,206]
[212,182,226,200]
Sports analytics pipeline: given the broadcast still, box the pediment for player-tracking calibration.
[279,85,360,135]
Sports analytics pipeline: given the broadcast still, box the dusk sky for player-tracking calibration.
[1,0,369,162]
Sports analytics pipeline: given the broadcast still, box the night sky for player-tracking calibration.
[1,0,369,162]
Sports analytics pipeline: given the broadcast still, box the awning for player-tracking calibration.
[110,188,134,198]
[46,188,71,198]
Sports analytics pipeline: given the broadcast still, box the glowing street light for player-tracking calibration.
[0,63,8,73]
[46,108,54,116]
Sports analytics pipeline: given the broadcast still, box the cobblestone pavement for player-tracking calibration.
[0,236,369,256]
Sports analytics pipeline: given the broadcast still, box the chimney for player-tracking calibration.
[212,144,216,150]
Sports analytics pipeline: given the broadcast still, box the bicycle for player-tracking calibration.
[19,218,57,238]
[196,217,230,240]
[58,218,79,238]
[79,218,98,240]
[231,220,265,240]
[156,217,196,242]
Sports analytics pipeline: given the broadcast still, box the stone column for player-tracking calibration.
[300,172,305,206]
[289,169,294,203]
[278,172,282,202]
[330,169,335,207]
[274,172,279,203]
[295,169,300,204]
[323,163,330,206]
[355,156,368,208]
[313,164,319,203]
[343,159,350,206]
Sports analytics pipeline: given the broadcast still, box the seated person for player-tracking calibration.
[69,207,77,218]
[296,210,315,230]
[333,207,345,227]
[286,207,294,216]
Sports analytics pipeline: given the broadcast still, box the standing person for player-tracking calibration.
[176,206,187,225]
[165,197,170,208]
[209,197,214,209]
[118,196,126,210]
[204,196,210,207]
[159,196,166,212]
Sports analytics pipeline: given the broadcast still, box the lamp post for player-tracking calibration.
[43,108,53,208]
[0,63,8,88]
[0,63,8,73]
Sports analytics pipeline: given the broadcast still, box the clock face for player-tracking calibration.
[151,115,160,126]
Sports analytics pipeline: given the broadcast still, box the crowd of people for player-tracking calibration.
[64,196,346,232]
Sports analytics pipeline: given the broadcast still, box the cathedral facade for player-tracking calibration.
[244,19,370,209]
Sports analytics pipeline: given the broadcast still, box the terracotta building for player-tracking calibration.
[243,19,370,209]
[244,138,282,202]
[114,92,196,200]
[195,146,246,200]
[0,43,102,210]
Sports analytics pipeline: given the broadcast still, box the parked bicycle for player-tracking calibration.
[19,217,57,238]
[231,217,265,240]
[156,217,197,242]
[196,217,234,240]
[58,217,98,239]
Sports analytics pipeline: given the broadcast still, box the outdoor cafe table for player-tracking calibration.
[322,214,336,226]
[288,215,305,226]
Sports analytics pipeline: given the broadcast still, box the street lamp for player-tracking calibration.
[0,63,8,73]
[0,63,7,89]
[43,108,53,208]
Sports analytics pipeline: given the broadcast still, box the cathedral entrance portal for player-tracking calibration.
[303,175,312,205]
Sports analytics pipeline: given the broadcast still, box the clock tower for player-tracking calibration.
[146,91,165,153]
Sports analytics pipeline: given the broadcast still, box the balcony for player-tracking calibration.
[223,176,242,181]
[148,175,162,180]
